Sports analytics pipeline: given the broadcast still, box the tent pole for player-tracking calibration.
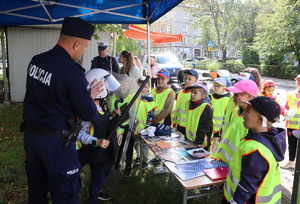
[147,21,152,87]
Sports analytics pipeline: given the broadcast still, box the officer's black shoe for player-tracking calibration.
[97,191,112,201]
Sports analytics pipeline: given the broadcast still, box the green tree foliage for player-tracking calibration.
[116,35,142,56]
[242,48,260,65]
[253,0,300,70]
[93,24,122,40]
[189,0,258,60]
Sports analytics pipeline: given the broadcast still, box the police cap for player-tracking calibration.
[61,17,95,40]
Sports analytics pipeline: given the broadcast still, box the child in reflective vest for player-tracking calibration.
[178,81,213,148]
[172,69,198,130]
[210,77,231,152]
[222,96,285,204]
[133,80,156,168]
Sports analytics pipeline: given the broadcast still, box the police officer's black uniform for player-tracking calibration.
[22,17,103,204]
[91,44,120,73]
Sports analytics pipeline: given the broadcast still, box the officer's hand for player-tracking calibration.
[90,80,105,99]
[97,139,110,149]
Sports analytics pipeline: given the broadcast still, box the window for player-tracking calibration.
[167,24,172,33]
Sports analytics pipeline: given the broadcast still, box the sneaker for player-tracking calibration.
[97,191,112,201]
[280,161,295,170]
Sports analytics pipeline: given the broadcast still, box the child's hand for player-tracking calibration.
[97,139,110,149]
[90,80,105,99]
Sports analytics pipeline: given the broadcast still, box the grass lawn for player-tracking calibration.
[0,104,223,204]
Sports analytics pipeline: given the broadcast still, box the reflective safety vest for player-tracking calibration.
[286,92,300,129]
[221,97,236,136]
[211,95,230,133]
[172,90,191,127]
[211,99,248,164]
[224,139,282,203]
[151,87,174,123]
[107,94,117,113]
[186,102,210,146]
[135,98,156,134]
[115,94,134,137]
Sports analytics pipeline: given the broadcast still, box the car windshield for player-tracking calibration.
[155,55,179,64]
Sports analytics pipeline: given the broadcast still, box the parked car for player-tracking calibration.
[143,54,183,82]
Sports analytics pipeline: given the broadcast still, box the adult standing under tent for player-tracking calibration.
[91,42,120,73]
[21,17,105,204]
[119,50,143,82]
[149,56,161,87]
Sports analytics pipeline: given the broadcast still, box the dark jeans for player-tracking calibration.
[287,128,298,161]
[78,146,113,202]
[24,131,81,204]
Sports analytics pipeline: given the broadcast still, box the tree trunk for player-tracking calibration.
[222,47,227,61]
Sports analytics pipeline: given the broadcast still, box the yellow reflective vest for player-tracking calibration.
[224,139,282,203]
[151,87,174,123]
[134,98,156,134]
[172,90,191,127]
[186,102,210,146]
[286,92,300,129]
[211,94,230,133]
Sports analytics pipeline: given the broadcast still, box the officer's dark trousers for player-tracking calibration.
[24,131,81,204]
[78,147,113,203]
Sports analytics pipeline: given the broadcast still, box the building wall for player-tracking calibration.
[151,4,238,60]
[7,27,108,102]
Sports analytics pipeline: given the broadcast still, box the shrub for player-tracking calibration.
[223,60,245,73]
[242,48,260,65]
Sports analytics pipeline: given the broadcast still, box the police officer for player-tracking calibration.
[22,17,107,204]
[91,42,120,73]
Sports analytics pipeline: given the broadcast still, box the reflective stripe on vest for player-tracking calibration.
[225,139,282,203]
[186,103,209,144]
[172,90,190,127]
[135,99,156,134]
[287,93,300,129]
[211,95,230,132]
[256,185,281,203]
[152,88,173,123]
[221,97,236,136]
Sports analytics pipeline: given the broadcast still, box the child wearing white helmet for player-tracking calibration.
[77,68,120,202]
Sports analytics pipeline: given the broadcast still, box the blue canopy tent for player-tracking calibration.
[0,0,184,97]
[0,0,183,25]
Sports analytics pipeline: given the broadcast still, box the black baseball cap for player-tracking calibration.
[248,96,281,123]
[61,17,94,40]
